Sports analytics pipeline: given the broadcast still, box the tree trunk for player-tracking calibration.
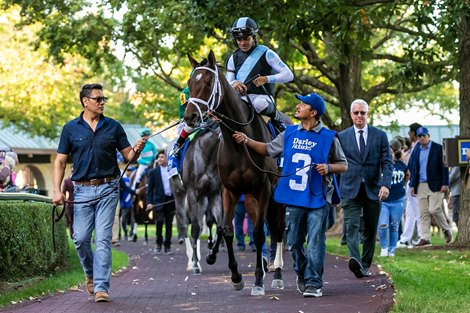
[455,11,470,245]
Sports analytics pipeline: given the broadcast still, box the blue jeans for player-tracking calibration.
[378,198,404,255]
[72,179,119,293]
[234,201,254,248]
[285,205,328,289]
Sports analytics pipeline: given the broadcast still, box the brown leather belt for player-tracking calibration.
[74,175,119,186]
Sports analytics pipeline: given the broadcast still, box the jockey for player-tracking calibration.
[168,87,192,178]
[132,127,157,188]
[226,17,294,132]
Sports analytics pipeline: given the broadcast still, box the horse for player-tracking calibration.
[183,51,288,295]
[169,126,224,274]
[129,169,152,244]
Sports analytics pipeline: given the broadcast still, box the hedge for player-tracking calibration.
[0,201,68,282]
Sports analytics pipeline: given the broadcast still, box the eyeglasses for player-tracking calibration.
[87,96,108,103]
[352,111,368,116]
[417,134,426,138]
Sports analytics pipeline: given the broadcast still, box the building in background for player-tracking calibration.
[0,122,170,196]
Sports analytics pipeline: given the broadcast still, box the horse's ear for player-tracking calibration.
[208,50,216,67]
[187,53,199,68]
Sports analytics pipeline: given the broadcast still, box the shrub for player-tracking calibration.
[0,201,68,282]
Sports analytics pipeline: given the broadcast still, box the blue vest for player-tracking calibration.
[274,125,336,209]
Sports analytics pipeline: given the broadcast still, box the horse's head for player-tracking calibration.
[183,51,221,128]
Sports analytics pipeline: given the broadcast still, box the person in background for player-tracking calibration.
[448,166,461,230]
[378,139,409,257]
[52,83,146,303]
[147,150,176,254]
[397,123,422,248]
[234,195,256,252]
[120,166,137,241]
[408,126,452,246]
[338,99,392,279]
[132,127,157,189]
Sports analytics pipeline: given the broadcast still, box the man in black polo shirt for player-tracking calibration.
[53,83,146,303]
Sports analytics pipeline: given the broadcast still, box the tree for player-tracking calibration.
[0,4,146,138]
[3,0,458,131]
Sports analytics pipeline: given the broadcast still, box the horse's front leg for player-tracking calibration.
[222,190,244,290]
[266,199,286,289]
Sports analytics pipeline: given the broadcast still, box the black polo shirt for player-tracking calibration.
[57,112,130,181]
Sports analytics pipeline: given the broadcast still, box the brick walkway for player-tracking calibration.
[2,239,394,313]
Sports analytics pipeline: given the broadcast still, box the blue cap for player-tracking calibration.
[295,93,326,116]
[416,127,429,136]
[139,127,151,136]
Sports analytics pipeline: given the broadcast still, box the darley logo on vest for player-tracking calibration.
[292,138,317,151]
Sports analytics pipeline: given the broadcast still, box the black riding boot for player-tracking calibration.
[261,103,286,133]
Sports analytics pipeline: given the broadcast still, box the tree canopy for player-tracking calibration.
[2,0,460,132]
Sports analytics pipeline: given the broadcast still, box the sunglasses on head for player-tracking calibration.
[352,111,368,116]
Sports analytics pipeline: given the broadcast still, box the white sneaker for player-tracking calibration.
[380,248,388,257]
[303,286,322,298]
[388,252,395,257]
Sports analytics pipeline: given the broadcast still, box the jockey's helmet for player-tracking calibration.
[230,17,258,39]
[139,127,151,137]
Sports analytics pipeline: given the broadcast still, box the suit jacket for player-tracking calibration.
[408,140,449,193]
[338,125,392,200]
[146,167,166,211]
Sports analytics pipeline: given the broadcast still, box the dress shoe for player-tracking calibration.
[94,291,110,302]
[164,247,172,255]
[85,276,94,295]
[154,245,162,254]
[413,239,432,247]
[349,257,367,278]
[444,230,452,244]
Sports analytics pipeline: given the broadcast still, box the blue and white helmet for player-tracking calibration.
[230,17,258,39]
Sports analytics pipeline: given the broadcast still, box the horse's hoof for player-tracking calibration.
[192,267,202,275]
[251,285,265,296]
[271,279,284,289]
[133,234,137,242]
[178,238,184,244]
[206,253,217,265]
[232,279,245,291]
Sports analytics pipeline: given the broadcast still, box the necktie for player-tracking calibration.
[359,130,365,159]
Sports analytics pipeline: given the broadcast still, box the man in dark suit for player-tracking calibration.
[147,150,176,254]
[338,99,392,278]
[408,126,451,246]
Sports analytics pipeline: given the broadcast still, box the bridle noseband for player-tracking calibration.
[187,65,222,125]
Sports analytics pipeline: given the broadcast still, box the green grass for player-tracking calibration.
[0,239,128,308]
[326,235,470,313]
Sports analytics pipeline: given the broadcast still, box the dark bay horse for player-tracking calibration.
[129,169,151,244]
[183,51,286,295]
[169,126,224,274]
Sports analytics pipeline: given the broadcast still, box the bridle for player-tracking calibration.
[187,65,222,125]
[187,64,255,128]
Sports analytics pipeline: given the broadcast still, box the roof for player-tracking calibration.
[0,121,172,155]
